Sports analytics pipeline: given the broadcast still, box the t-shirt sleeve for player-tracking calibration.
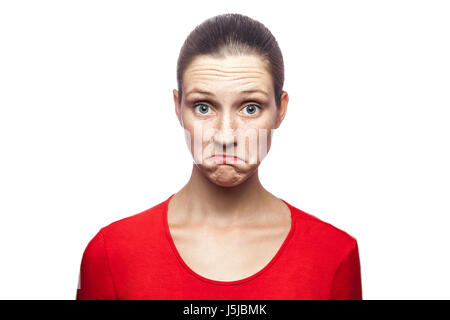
[329,240,363,300]
[76,229,117,300]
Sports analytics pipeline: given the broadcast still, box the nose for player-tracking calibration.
[214,111,237,150]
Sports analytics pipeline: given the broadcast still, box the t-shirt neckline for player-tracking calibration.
[163,193,297,286]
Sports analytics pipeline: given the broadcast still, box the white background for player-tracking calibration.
[1,0,449,299]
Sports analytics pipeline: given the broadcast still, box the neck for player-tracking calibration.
[170,163,277,225]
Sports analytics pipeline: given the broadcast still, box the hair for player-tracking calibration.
[176,13,285,108]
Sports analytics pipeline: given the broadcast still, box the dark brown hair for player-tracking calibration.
[176,13,285,108]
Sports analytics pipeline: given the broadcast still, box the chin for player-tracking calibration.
[198,163,258,187]
[208,173,247,187]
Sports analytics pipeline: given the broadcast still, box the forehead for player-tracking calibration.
[183,54,273,97]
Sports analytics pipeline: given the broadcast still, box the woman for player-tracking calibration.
[76,13,362,300]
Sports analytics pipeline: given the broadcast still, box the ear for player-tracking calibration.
[173,89,183,127]
[274,90,289,129]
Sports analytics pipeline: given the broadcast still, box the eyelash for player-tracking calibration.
[192,101,262,116]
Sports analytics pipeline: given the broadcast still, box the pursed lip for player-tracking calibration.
[208,154,244,162]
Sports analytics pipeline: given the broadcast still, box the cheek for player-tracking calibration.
[255,115,276,155]
[182,121,214,164]
[246,127,273,164]
[180,108,204,153]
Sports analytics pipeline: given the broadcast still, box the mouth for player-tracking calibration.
[208,154,244,163]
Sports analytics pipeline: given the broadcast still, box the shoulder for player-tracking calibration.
[285,201,358,259]
[96,196,169,244]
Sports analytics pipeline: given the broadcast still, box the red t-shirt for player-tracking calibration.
[76,194,362,300]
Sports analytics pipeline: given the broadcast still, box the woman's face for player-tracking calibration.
[173,54,288,187]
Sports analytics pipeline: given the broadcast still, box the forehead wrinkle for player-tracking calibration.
[187,78,268,92]
[189,54,268,67]
[189,76,267,84]
[184,60,273,98]
[186,76,269,89]
[184,74,272,97]
[186,69,271,84]
[186,54,271,78]
[187,68,268,78]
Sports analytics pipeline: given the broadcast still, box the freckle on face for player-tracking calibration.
[180,54,277,186]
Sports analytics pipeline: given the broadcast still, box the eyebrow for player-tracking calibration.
[185,88,269,98]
